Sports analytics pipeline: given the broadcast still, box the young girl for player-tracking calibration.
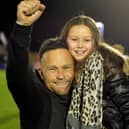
[59,15,129,129]
[60,15,104,129]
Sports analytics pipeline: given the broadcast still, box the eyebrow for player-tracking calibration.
[63,64,74,67]
[47,64,73,68]
[69,35,92,38]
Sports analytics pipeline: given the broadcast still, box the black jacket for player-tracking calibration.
[6,24,70,129]
[103,73,129,129]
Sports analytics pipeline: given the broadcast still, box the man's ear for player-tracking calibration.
[38,69,44,80]
[40,70,44,80]
[35,61,44,79]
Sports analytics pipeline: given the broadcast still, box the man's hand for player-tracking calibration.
[17,0,45,26]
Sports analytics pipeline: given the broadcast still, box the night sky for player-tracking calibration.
[1,0,129,53]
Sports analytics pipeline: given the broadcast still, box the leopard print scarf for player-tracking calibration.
[66,51,104,129]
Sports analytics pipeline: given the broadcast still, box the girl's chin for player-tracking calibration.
[75,58,85,63]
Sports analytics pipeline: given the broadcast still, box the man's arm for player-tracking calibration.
[6,0,45,86]
[6,0,45,107]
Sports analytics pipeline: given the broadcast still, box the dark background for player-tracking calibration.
[1,0,129,53]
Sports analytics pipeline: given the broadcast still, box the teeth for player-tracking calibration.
[75,50,85,54]
[56,82,68,87]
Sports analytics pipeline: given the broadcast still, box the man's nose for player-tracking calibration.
[57,69,65,79]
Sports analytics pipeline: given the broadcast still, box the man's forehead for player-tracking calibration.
[42,49,71,59]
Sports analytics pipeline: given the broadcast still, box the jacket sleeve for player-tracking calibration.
[103,97,123,129]
[6,23,40,110]
[6,23,32,78]
[6,23,47,121]
[104,74,129,129]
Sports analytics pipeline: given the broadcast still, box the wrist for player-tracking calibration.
[16,20,32,26]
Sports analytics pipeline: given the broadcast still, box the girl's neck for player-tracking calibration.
[75,62,84,71]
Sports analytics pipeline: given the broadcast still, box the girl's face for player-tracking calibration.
[66,24,95,63]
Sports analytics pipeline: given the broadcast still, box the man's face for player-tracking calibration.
[40,49,75,95]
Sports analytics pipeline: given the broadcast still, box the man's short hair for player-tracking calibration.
[39,37,68,59]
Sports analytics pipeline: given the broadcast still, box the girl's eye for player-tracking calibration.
[84,39,91,42]
[71,38,77,41]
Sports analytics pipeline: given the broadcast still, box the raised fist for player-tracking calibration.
[17,0,46,26]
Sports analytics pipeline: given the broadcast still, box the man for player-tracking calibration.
[6,0,74,129]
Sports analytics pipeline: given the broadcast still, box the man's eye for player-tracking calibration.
[48,68,56,71]
[63,66,73,70]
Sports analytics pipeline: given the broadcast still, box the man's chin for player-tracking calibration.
[56,87,70,95]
